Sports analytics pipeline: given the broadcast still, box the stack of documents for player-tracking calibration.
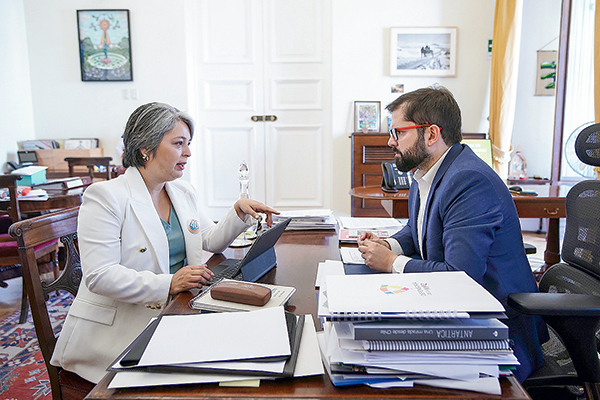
[317,272,517,395]
[108,306,324,389]
[273,209,336,230]
[0,187,48,201]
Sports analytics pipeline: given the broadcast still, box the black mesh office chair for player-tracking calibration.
[508,122,600,400]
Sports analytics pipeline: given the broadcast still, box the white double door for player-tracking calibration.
[186,0,332,220]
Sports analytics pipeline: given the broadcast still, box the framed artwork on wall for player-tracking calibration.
[534,50,557,96]
[389,27,457,77]
[77,9,133,81]
[354,101,381,133]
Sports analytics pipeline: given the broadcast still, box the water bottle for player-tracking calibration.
[238,160,249,199]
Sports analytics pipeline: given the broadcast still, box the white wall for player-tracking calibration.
[331,0,496,216]
[0,0,35,172]
[21,0,189,165]
[2,0,561,219]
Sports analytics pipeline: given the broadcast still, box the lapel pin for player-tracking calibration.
[188,219,200,234]
[139,247,147,253]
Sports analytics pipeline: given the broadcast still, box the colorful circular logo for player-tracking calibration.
[379,285,409,295]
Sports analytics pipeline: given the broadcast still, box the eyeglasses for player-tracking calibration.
[388,124,431,141]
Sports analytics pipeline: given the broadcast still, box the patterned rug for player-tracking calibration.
[0,290,73,399]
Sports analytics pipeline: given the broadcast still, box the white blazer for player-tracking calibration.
[51,168,248,383]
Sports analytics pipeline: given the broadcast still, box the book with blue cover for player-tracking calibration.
[348,318,508,341]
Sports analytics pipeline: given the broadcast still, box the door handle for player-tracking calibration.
[251,115,278,122]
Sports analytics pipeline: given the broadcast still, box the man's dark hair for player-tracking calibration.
[386,85,462,146]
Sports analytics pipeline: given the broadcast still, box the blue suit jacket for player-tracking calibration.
[392,143,548,382]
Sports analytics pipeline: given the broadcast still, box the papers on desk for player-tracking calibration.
[0,187,48,201]
[337,216,403,230]
[108,314,323,389]
[316,272,514,394]
[273,209,336,230]
[139,307,291,366]
[339,247,365,264]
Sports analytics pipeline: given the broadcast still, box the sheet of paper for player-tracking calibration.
[339,247,365,264]
[108,314,322,389]
[293,315,324,377]
[108,371,265,389]
[415,376,502,395]
[315,260,344,287]
[138,307,290,366]
[338,217,402,229]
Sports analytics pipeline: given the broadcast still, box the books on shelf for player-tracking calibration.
[189,279,296,313]
[343,318,509,341]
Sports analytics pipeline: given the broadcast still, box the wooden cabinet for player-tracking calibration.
[350,133,488,216]
[351,133,394,217]
[35,148,104,172]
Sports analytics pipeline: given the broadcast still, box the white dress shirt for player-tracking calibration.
[387,147,451,273]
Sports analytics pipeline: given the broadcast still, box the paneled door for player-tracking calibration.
[186,0,332,220]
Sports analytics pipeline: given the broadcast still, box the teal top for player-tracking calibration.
[160,205,186,274]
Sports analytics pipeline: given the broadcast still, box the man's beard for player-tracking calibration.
[394,134,431,172]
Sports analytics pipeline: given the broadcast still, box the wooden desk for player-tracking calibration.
[86,230,530,400]
[350,185,569,270]
[0,188,84,215]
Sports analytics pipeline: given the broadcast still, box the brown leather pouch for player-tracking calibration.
[210,281,272,306]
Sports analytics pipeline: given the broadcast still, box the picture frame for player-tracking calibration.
[534,50,557,96]
[390,27,457,77]
[77,9,133,81]
[354,101,381,133]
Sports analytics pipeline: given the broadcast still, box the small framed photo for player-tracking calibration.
[77,10,133,81]
[390,27,457,77]
[354,101,381,133]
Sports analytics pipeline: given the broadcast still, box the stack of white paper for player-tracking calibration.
[107,307,324,389]
[316,272,515,395]
[273,209,336,230]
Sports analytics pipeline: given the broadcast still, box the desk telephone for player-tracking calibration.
[381,161,410,192]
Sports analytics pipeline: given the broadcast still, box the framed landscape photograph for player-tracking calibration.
[390,27,457,77]
[77,10,133,81]
[354,101,381,133]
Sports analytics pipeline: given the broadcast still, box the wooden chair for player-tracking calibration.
[64,157,113,181]
[9,207,94,400]
[0,174,58,323]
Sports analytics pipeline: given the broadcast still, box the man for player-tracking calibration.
[358,86,547,382]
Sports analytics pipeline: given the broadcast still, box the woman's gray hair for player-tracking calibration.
[122,102,194,168]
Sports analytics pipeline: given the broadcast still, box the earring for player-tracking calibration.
[141,153,149,162]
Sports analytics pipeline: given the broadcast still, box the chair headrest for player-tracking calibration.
[575,123,600,167]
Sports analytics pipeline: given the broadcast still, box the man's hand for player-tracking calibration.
[357,233,396,273]
[357,231,390,248]
[169,264,214,295]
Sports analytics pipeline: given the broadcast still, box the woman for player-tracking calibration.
[51,102,278,384]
